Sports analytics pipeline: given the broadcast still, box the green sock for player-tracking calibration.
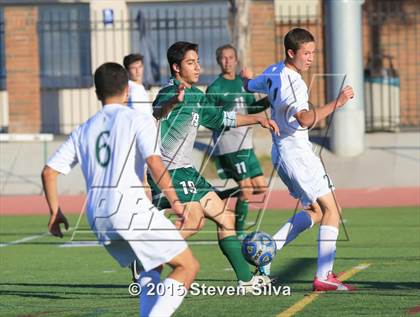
[235,199,249,234]
[218,235,253,282]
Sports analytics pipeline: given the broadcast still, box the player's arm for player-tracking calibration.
[201,94,278,135]
[153,85,185,120]
[294,85,354,128]
[236,113,279,135]
[41,166,69,238]
[240,68,269,94]
[241,68,254,92]
[247,97,270,114]
[41,131,78,238]
[146,156,184,216]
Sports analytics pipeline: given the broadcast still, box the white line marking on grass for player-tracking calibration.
[189,241,218,245]
[276,262,371,317]
[59,241,100,248]
[0,232,50,248]
[59,240,219,248]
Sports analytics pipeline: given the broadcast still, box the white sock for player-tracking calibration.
[272,211,313,251]
[148,278,187,317]
[316,225,339,280]
[273,223,291,250]
[139,269,161,317]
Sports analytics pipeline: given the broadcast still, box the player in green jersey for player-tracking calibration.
[206,44,270,238]
[150,41,278,290]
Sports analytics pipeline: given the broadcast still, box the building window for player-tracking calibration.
[38,4,92,89]
[0,8,6,90]
[129,1,230,86]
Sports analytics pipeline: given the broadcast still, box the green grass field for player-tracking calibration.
[1,206,419,317]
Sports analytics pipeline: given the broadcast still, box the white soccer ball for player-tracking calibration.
[241,231,277,266]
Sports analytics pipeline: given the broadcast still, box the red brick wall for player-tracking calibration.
[248,0,276,74]
[5,6,41,133]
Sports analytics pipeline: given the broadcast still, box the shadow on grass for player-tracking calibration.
[0,282,132,299]
[0,282,126,289]
[272,257,317,283]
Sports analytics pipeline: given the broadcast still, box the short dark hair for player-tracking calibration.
[167,41,198,76]
[123,53,144,69]
[284,28,315,57]
[216,44,238,65]
[94,62,128,101]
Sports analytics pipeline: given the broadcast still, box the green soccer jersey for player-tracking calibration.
[206,74,268,155]
[153,78,236,170]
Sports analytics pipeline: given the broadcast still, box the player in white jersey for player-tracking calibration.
[124,54,157,283]
[124,53,153,115]
[41,62,199,316]
[242,28,355,291]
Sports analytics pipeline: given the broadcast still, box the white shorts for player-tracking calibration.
[100,208,187,272]
[272,144,334,207]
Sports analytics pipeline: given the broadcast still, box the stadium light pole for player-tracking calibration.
[325,0,366,157]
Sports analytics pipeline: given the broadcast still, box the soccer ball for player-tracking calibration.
[241,231,277,266]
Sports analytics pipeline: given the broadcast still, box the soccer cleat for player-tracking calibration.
[129,259,142,282]
[237,274,272,293]
[313,273,356,292]
[331,271,344,278]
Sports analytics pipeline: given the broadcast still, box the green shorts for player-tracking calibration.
[149,167,213,209]
[215,149,263,181]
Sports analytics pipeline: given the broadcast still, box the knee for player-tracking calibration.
[239,189,253,202]
[307,205,323,224]
[253,186,267,195]
[182,253,200,279]
[252,182,267,195]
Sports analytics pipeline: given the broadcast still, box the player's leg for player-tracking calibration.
[273,203,322,251]
[313,194,353,290]
[236,177,253,237]
[250,175,267,195]
[199,192,255,284]
[138,265,162,316]
[124,206,199,316]
[148,248,199,317]
[312,192,353,291]
[174,201,206,239]
[247,149,267,196]
[271,155,323,251]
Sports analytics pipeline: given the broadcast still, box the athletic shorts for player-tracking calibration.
[272,144,334,207]
[215,149,263,181]
[149,167,213,209]
[101,207,187,272]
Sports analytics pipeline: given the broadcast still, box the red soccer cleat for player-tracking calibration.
[313,273,356,291]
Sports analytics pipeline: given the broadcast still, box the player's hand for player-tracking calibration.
[258,118,280,136]
[176,84,185,103]
[171,201,185,217]
[48,208,69,238]
[337,85,354,107]
[240,68,253,80]
[171,201,186,229]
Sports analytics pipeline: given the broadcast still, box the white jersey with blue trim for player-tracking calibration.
[248,61,311,150]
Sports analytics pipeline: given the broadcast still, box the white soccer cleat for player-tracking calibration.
[237,274,272,293]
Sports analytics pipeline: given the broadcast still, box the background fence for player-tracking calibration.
[0,0,418,134]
